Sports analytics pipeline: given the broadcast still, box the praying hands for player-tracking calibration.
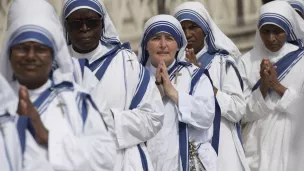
[17,85,49,146]
[186,48,201,67]
[155,60,179,104]
[259,58,287,98]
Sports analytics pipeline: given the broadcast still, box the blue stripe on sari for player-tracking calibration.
[252,48,304,92]
[129,66,151,171]
[17,81,74,154]
[79,42,131,81]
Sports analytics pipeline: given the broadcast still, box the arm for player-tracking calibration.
[177,73,215,130]
[238,59,272,123]
[112,60,165,149]
[216,65,246,123]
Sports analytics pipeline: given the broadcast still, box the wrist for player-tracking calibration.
[273,82,287,96]
[167,88,178,99]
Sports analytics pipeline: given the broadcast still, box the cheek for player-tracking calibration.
[278,35,287,44]
[146,42,158,56]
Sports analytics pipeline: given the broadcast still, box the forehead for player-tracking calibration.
[152,32,173,37]
[260,24,285,32]
[67,8,101,20]
[180,20,198,27]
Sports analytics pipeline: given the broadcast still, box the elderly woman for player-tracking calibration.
[138,14,215,171]
[0,0,115,170]
[238,1,304,171]
[173,2,248,171]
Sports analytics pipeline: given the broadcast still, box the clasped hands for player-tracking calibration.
[17,85,49,146]
[155,60,179,104]
[259,58,286,98]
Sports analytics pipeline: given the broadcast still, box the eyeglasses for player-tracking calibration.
[66,18,102,30]
[11,44,52,56]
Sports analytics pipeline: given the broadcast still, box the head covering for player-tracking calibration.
[0,0,75,85]
[173,2,241,58]
[253,1,304,56]
[62,0,120,45]
[0,73,18,115]
[138,15,187,67]
[278,0,304,17]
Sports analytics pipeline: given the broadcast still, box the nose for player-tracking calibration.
[269,33,276,43]
[80,22,89,32]
[27,46,36,59]
[184,29,192,40]
[159,35,167,48]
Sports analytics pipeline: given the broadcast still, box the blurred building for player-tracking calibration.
[0,0,262,53]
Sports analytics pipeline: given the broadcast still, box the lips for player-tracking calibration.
[157,51,169,55]
[21,64,40,70]
[80,37,93,41]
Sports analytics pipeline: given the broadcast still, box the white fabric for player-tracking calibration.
[0,116,54,171]
[65,2,165,171]
[71,43,165,171]
[286,92,304,171]
[238,1,304,171]
[173,3,248,171]
[0,73,53,171]
[1,0,116,170]
[277,0,304,15]
[173,1,241,59]
[0,72,18,116]
[138,15,216,171]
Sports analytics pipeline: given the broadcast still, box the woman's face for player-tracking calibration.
[259,24,287,52]
[147,33,178,67]
[10,41,53,89]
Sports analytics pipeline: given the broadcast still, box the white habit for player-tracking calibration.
[174,2,248,171]
[0,73,53,171]
[62,0,165,171]
[0,0,116,170]
[138,15,215,171]
[238,1,304,171]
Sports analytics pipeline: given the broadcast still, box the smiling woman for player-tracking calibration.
[10,41,53,90]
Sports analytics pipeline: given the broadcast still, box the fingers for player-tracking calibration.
[17,99,27,115]
[19,85,30,103]
[155,63,162,85]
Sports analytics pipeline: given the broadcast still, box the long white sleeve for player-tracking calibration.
[23,130,54,171]
[177,74,215,130]
[238,59,272,123]
[216,66,246,123]
[112,78,165,149]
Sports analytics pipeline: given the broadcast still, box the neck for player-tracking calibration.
[17,78,49,90]
[72,43,99,54]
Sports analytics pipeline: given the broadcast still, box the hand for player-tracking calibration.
[259,59,271,98]
[17,85,40,120]
[17,86,49,146]
[186,48,201,67]
[155,62,165,98]
[268,65,287,97]
[157,60,179,104]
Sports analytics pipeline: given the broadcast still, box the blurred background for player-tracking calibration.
[0,0,263,53]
